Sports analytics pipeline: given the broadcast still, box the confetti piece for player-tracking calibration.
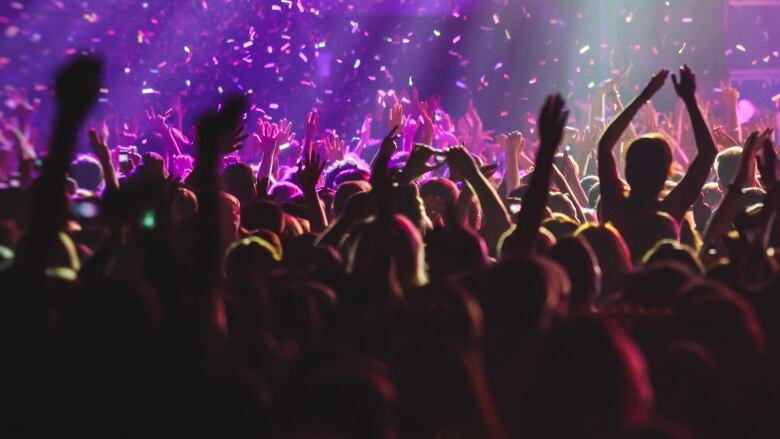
[579,45,590,54]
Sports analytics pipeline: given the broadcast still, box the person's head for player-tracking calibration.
[348,214,426,292]
[405,280,484,346]
[625,135,673,198]
[240,200,283,234]
[269,181,302,204]
[715,146,743,190]
[323,158,368,189]
[395,182,432,234]
[217,192,241,241]
[222,162,257,203]
[333,180,371,218]
[223,236,282,279]
[675,280,767,366]
[548,192,577,219]
[575,223,633,301]
[477,256,570,349]
[549,235,601,311]
[588,181,601,208]
[580,175,599,194]
[623,261,695,308]
[420,177,459,228]
[139,152,168,180]
[541,213,580,241]
[624,211,680,263]
[643,239,704,274]
[525,316,653,439]
[424,225,489,281]
[70,155,104,193]
[702,182,722,208]
[171,187,198,226]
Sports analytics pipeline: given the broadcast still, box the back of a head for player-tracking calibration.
[241,200,284,234]
[622,261,695,308]
[70,155,104,193]
[549,235,601,311]
[715,146,743,190]
[394,183,432,234]
[675,281,767,365]
[478,256,569,346]
[333,180,371,218]
[624,211,680,263]
[575,223,633,299]
[222,162,257,203]
[548,192,577,219]
[625,135,673,197]
[223,236,281,280]
[404,281,485,346]
[348,214,426,292]
[171,187,198,225]
[424,226,489,281]
[541,214,580,241]
[643,240,704,274]
[526,316,653,439]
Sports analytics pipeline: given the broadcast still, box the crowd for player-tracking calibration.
[1,53,780,439]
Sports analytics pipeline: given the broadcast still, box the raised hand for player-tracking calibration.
[88,128,111,163]
[256,120,280,153]
[297,150,326,192]
[671,65,697,102]
[306,110,319,141]
[195,95,248,158]
[640,69,669,100]
[538,94,569,154]
[379,125,401,159]
[276,118,294,146]
[388,103,405,130]
[303,110,319,159]
[322,130,346,162]
[419,101,435,145]
[446,145,480,181]
[712,126,740,149]
[505,131,525,155]
[146,107,172,134]
[55,56,103,125]
[172,154,194,179]
[402,143,446,182]
[720,81,740,105]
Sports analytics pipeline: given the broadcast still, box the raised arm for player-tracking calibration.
[256,120,281,182]
[297,151,328,233]
[191,96,248,295]
[662,65,719,221]
[19,57,102,270]
[702,131,765,249]
[507,95,568,257]
[88,128,119,193]
[720,81,743,144]
[447,145,511,254]
[498,131,523,197]
[598,70,669,221]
